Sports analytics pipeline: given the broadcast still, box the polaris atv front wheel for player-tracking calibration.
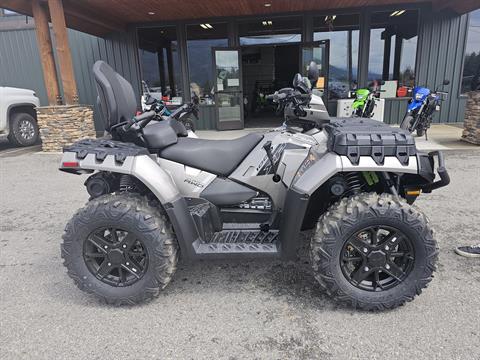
[61,193,178,305]
[310,193,438,311]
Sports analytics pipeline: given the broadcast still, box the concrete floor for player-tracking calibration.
[0,131,479,359]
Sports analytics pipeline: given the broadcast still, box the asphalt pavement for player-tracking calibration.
[0,149,479,359]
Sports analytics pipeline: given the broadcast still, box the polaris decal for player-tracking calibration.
[184,178,205,188]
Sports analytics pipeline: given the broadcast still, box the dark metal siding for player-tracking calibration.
[0,26,141,131]
[68,29,142,130]
[0,29,48,104]
[416,10,469,123]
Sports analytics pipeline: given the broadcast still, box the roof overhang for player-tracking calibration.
[0,0,478,37]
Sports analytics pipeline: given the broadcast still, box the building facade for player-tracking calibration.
[0,4,479,131]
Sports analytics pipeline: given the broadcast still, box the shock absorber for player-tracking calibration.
[119,174,134,192]
[344,172,364,195]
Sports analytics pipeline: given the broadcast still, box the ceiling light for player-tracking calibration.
[390,10,406,17]
[268,21,272,25]
[147,11,155,15]
[262,21,267,25]
[200,23,213,29]
[264,3,272,7]
[205,23,213,29]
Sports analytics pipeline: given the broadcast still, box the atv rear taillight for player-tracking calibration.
[62,161,79,168]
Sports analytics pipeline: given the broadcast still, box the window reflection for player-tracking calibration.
[137,27,183,104]
[368,10,418,91]
[239,17,302,45]
[461,9,480,92]
[314,14,359,99]
[187,23,228,104]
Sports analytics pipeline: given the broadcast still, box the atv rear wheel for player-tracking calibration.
[61,193,178,305]
[310,193,438,311]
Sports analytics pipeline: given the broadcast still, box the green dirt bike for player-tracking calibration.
[351,82,384,118]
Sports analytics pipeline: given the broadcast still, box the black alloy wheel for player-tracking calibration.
[340,226,415,292]
[83,227,148,287]
[310,193,438,310]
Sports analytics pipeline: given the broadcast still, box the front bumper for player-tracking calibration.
[421,151,450,193]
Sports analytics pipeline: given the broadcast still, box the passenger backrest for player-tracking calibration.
[93,60,137,132]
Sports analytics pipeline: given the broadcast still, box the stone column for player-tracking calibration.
[462,91,480,145]
[36,105,96,152]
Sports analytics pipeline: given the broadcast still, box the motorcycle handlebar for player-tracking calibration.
[266,93,287,101]
[123,110,156,131]
[267,92,310,102]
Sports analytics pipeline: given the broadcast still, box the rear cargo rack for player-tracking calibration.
[325,118,416,166]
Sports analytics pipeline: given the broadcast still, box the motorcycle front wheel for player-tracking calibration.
[400,115,415,133]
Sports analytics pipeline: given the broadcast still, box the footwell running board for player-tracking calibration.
[193,230,279,256]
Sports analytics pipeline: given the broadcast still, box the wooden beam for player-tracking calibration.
[31,0,61,105]
[47,0,78,104]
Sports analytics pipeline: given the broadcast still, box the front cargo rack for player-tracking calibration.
[324,117,417,166]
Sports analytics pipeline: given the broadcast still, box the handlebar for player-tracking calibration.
[266,91,309,102]
[123,110,156,131]
[266,93,287,101]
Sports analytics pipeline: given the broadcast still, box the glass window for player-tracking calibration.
[137,27,183,103]
[314,14,360,99]
[239,17,302,45]
[186,22,228,104]
[461,9,480,93]
[368,10,419,90]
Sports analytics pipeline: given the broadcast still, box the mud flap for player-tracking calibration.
[278,189,310,260]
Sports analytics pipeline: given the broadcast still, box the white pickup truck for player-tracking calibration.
[0,87,40,146]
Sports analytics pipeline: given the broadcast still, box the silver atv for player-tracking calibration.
[59,61,449,310]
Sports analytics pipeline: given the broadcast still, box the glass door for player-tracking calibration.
[212,48,243,130]
[300,40,329,101]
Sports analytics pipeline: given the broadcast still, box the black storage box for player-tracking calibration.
[325,117,416,166]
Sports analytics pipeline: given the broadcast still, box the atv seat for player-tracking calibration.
[159,133,263,176]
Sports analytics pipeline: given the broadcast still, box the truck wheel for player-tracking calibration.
[310,193,438,311]
[61,193,178,305]
[8,112,39,147]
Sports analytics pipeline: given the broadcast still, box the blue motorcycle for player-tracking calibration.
[400,79,449,138]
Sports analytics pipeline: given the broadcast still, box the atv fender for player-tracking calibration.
[61,151,201,259]
[278,153,419,259]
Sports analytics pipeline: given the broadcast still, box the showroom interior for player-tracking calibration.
[135,6,436,130]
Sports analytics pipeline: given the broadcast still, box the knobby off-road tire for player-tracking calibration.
[61,193,178,305]
[8,112,39,147]
[310,193,438,311]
